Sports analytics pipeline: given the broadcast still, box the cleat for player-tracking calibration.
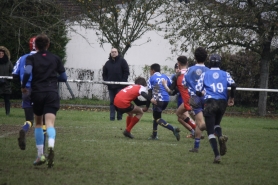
[33,155,46,166]
[148,135,159,140]
[213,155,221,164]
[47,147,54,168]
[219,135,228,156]
[173,127,180,141]
[18,129,26,150]
[186,134,195,139]
[189,148,199,153]
[123,130,134,139]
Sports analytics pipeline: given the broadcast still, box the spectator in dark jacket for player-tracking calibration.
[0,46,13,115]
[102,48,130,121]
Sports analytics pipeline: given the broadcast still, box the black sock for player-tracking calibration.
[209,138,219,157]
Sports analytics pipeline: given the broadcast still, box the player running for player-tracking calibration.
[195,53,236,163]
[147,63,181,141]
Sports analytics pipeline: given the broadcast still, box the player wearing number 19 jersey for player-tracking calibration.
[114,77,156,139]
[195,54,236,163]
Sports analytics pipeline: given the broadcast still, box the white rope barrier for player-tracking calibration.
[0,76,13,79]
[1,76,278,92]
[67,79,278,92]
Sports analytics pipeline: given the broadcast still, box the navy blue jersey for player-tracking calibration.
[195,68,235,100]
[183,64,209,96]
[147,72,172,101]
[25,50,65,93]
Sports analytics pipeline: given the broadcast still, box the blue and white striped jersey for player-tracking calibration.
[195,68,235,100]
[147,72,172,101]
[183,64,209,96]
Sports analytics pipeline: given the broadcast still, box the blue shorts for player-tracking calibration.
[189,95,204,115]
[22,87,32,109]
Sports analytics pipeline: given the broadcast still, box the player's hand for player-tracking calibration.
[142,107,148,112]
[21,88,28,94]
[151,98,157,105]
[228,98,234,106]
[161,78,167,86]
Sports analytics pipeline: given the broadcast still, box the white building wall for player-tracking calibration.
[61,25,185,100]
[65,25,185,71]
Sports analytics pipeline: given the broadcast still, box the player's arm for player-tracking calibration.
[21,65,32,92]
[141,91,156,112]
[228,83,236,106]
[57,72,67,82]
[161,78,175,95]
[227,72,236,106]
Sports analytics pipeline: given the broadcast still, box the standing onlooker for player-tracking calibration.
[13,37,46,151]
[147,63,180,141]
[195,53,236,163]
[0,46,13,115]
[102,48,130,121]
[21,34,67,168]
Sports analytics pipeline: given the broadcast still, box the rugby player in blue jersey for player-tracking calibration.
[195,53,236,163]
[183,47,209,152]
[13,37,46,151]
[147,63,181,141]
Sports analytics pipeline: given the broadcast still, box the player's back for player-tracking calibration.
[147,72,171,102]
[203,69,230,100]
[185,64,209,95]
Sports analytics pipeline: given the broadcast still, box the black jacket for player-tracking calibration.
[102,54,130,90]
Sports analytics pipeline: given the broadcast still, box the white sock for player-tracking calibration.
[37,145,44,156]
[48,138,55,148]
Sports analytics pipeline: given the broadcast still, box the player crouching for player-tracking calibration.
[114,77,156,139]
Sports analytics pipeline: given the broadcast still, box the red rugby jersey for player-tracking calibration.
[114,84,148,109]
[177,69,191,110]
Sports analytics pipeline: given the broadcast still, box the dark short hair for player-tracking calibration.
[174,63,178,69]
[134,77,147,86]
[177,56,187,66]
[194,47,207,63]
[35,34,50,51]
[150,63,160,72]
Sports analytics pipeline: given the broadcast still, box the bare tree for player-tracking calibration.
[0,0,68,62]
[162,0,278,116]
[70,0,166,57]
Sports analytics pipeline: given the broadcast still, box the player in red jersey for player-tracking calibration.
[114,77,156,139]
[162,56,196,137]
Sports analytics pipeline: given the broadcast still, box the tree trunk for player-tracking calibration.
[258,46,270,116]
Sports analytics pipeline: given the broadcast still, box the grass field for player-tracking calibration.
[0,108,278,185]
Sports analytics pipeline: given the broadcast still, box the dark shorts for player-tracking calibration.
[115,104,134,114]
[203,99,227,117]
[153,101,168,112]
[22,87,32,109]
[31,92,60,116]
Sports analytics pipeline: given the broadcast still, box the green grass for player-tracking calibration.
[8,98,278,113]
[0,108,278,185]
